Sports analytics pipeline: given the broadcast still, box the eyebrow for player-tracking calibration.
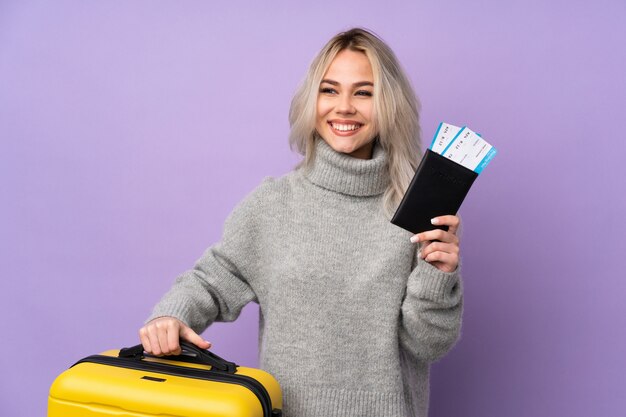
[321,79,374,88]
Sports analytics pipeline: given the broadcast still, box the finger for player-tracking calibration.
[416,241,431,259]
[424,251,459,272]
[167,321,182,355]
[431,215,461,235]
[138,327,152,354]
[413,228,459,244]
[146,325,163,356]
[420,241,459,259]
[156,321,172,355]
[180,325,212,350]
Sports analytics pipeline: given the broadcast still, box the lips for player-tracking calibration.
[328,121,363,135]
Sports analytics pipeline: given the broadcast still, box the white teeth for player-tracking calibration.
[331,123,360,131]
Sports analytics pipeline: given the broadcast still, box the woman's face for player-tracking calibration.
[315,49,376,160]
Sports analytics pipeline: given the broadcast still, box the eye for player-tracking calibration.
[319,87,337,94]
[355,90,373,97]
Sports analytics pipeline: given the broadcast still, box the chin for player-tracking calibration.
[326,140,356,154]
[328,139,373,159]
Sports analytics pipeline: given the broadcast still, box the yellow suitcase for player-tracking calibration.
[48,342,282,417]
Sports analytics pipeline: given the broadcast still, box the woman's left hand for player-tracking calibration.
[410,215,460,273]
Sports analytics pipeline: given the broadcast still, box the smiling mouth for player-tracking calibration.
[328,121,363,134]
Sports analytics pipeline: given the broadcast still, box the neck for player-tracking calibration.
[303,138,389,197]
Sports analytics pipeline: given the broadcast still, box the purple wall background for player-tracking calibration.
[1,1,625,416]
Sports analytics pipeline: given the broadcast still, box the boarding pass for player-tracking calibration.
[429,122,497,174]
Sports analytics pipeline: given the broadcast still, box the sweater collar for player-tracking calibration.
[303,138,389,197]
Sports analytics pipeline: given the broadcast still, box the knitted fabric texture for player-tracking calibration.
[148,139,463,417]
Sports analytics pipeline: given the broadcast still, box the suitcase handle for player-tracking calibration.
[119,341,237,373]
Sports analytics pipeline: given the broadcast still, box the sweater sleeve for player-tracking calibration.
[146,186,265,334]
[398,256,463,363]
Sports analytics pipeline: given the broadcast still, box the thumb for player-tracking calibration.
[179,325,212,349]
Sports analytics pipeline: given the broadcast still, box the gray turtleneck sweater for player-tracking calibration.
[148,139,463,417]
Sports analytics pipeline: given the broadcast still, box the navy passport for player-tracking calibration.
[391,149,478,234]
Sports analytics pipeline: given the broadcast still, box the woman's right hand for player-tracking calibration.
[139,316,212,356]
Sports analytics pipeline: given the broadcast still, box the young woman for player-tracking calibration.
[139,28,463,417]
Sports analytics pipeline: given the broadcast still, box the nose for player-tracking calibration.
[336,94,356,115]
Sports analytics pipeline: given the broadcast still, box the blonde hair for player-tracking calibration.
[289,28,421,217]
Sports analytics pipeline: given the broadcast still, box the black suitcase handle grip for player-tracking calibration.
[119,341,237,373]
